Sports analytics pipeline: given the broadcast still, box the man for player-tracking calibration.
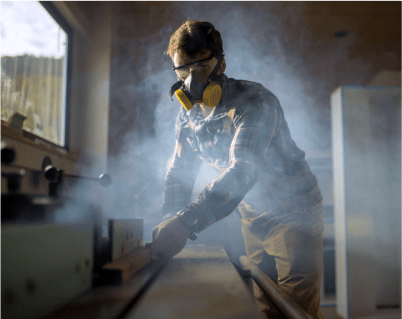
[147,20,324,319]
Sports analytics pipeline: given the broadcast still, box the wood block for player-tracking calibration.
[109,219,143,262]
[102,246,151,282]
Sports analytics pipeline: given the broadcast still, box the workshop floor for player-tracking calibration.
[320,307,343,319]
[320,295,342,319]
[319,306,401,319]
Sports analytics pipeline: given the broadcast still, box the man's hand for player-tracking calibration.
[145,215,191,260]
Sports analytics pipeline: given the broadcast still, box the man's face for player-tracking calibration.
[173,50,219,82]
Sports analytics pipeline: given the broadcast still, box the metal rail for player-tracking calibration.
[115,257,170,319]
[239,255,314,319]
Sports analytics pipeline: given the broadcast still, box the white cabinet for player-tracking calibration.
[331,86,401,318]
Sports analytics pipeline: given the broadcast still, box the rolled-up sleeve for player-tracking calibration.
[183,93,283,231]
[162,111,202,219]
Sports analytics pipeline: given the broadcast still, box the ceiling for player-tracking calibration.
[112,1,401,88]
[249,1,401,52]
[126,1,401,55]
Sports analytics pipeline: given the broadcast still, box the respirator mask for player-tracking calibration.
[169,52,224,111]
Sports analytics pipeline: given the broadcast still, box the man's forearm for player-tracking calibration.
[179,161,259,232]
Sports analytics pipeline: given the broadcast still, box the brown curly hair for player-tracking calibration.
[165,19,224,60]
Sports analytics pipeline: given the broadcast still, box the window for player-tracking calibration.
[1,1,72,148]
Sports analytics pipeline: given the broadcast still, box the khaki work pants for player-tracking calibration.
[238,196,324,319]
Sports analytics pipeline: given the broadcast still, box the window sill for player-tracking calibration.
[1,121,77,162]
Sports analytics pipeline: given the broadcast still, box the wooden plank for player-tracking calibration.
[126,246,261,319]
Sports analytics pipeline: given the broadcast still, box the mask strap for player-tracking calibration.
[169,81,183,100]
[172,54,215,70]
[209,51,224,82]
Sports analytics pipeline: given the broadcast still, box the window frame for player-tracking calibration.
[39,1,73,151]
[0,1,74,152]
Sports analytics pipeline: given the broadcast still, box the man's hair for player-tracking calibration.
[165,19,223,60]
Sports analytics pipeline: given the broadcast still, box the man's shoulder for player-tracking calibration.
[228,77,280,106]
[230,78,265,90]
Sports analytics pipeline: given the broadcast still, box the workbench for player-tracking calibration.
[46,246,263,319]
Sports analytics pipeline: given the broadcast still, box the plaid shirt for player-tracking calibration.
[162,75,319,232]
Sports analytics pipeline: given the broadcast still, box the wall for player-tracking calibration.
[369,70,401,87]
[59,1,112,174]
